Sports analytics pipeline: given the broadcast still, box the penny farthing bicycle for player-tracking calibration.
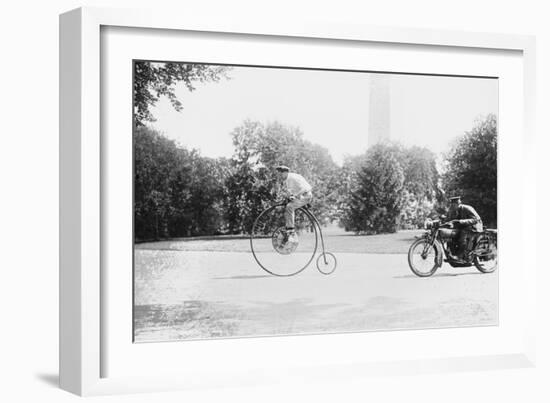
[250,200,337,277]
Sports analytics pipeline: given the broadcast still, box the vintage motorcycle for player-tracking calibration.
[407,218,498,277]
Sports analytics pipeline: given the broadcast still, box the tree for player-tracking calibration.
[168,152,229,237]
[223,121,276,234]
[223,120,341,233]
[401,146,439,200]
[338,143,441,231]
[442,114,497,227]
[134,126,182,240]
[341,144,405,234]
[134,126,229,240]
[134,61,231,126]
[399,146,443,228]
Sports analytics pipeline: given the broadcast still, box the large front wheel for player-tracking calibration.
[250,205,318,276]
[408,238,440,277]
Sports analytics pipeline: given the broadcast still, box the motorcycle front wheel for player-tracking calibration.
[408,238,439,277]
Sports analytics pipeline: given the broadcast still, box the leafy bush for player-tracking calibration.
[223,120,341,233]
[134,126,228,240]
[341,144,405,233]
[441,114,497,227]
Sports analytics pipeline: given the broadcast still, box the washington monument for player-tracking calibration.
[368,74,391,146]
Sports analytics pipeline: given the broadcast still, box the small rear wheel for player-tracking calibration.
[316,252,337,275]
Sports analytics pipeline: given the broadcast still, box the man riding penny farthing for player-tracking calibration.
[250,166,337,276]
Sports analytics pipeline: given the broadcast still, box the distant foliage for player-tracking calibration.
[133,62,231,126]
[442,114,497,227]
[399,190,437,229]
[134,127,228,241]
[133,107,496,239]
[223,120,341,233]
[341,144,405,233]
[339,143,441,233]
[399,145,444,228]
[134,121,342,239]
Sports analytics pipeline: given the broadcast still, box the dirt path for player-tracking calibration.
[135,228,424,254]
[134,249,498,342]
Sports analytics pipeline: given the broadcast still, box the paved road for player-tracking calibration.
[134,249,498,342]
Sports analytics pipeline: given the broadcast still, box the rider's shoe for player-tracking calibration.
[446,253,468,264]
[281,232,289,244]
[446,253,460,262]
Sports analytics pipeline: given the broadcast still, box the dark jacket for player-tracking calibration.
[448,204,483,232]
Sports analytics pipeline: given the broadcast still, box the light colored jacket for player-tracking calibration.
[285,172,312,197]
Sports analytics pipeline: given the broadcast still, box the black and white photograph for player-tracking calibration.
[133,61,498,343]
[6,0,550,399]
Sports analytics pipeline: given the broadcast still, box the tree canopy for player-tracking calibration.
[134,126,229,240]
[441,114,497,227]
[133,61,231,126]
[223,120,341,233]
[340,144,406,233]
[132,62,497,238]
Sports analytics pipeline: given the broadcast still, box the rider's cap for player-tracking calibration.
[275,165,290,172]
[449,196,462,203]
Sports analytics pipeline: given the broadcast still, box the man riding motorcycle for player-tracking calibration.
[446,196,483,261]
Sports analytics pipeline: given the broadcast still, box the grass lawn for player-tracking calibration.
[136,227,425,254]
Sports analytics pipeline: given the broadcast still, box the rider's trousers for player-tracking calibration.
[457,228,479,258]
[285,192,313,229]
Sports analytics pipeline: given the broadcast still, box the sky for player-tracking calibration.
[147,64,498,165]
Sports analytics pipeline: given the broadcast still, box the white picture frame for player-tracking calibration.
[59,6,537,396]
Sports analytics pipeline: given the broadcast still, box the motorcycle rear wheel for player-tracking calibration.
[473,234,498,273]
[408,239,439,277]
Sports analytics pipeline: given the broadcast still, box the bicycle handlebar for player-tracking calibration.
[274,197,294,205]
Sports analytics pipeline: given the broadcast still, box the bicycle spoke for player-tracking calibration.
[250,206,318,276]
[410,241,437,276]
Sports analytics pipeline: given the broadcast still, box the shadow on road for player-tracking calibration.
[213,274,274,280]
[394,271,484,279]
